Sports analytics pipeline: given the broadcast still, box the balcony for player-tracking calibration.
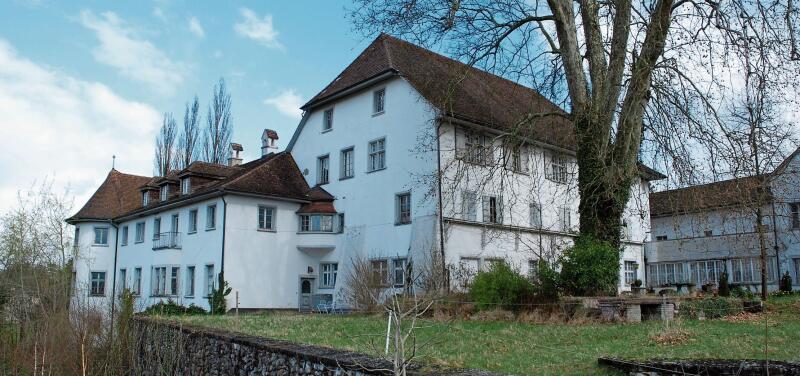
[152,232,181,250]
[645,231,774,262]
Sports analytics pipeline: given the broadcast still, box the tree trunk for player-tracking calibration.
[575,116,633,249]
[756,208,768,300]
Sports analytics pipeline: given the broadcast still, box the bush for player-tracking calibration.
[779,271,793,292]
[731,285,755,299]
[469,262,534,311]
[142,300,207,316]
[208,272,232,315]
[679,297,742,319]
[718,272,730,297]
[559,236,619,296]
[534,260,560,303]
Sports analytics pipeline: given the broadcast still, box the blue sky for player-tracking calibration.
[0,1,378,210]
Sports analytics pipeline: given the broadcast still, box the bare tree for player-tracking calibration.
[154,113,177,177]
[202,78,233,164]
[175,96,201,170]
[349,0,800,251]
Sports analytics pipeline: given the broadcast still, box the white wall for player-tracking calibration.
[72,221,117,311]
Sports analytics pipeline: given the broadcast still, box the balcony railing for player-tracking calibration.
[152,232,181,250]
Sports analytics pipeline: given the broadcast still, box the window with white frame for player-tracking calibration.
[548,153,569,183]
[730,257,777,283]
[791,203,800,229]
[160,185,170,201]
[135,222,145,243]
[93,227,109,246]
[368,138,386,171]
[118,268,127,295]
[90,271,106,296]
[528,260,539,281]
[142,191,150,206]
[396,192,411,225]
[121,225,128,246]
[152,266,180,296]
[689,260,725,285]
[181,178,191,194]
[132,267,142,295]
[206,205,216,230]
[646,262,685,287]
[461,191,478,221]
[205,264,215,296]
[258,206,275,230]
[482,195,502,224]
[504,143,528,173]
[299,214,334,232]
[392,258,407,287]
[185,266,195,296]
[373,88,385,114]
[558,206,571,232]
[529,203,542,228]
[171,214,179,233]
[338,213,345,233]
[463,129,488,165]
[188,209,198,233]
[323,108,333,131]
[340,147,354,179]
[73,227,80,249]
[320,263,338,288]
[370,259,389,286]
[317,155,330,184]
[153,217,161,240]
[624,261,637,285]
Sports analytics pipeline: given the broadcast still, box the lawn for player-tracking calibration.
[167,296,800,375]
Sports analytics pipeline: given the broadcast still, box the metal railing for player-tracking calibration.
[152,232,181,250]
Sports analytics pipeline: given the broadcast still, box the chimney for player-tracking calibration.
[261,129,279,156]
[228,143,243,166]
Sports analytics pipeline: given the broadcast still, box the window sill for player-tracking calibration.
[317,181,329,186]
[321,128,332,134]
[339,175,354,181]
[395,221,411,226]
[92,244,109,247]
[187,231,197,235]
[121,244,127,247]
[372,111,385,117]
[88,294,105,297]
[205,227,216,231]
[318,286,335,290]
[135,240,144,244]
[257,228,276,233]
[366,167,386,174]
[297,231,336,235]
[185,295,194,298]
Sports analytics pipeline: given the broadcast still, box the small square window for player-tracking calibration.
[373,88,385,114]
[323,108,333,131]
[655,235,668,241]
[704,229,713,237]
[93,227,109,245]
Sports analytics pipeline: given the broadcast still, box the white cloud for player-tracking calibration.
[0,39,159,213]
[234,8,282,49]
[79,10,186,95]
[263,90,303,119]
[188,16,204,38]
[152,7,166,22]
[213,50,223,59]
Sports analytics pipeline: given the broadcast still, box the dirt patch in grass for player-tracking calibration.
[649,328,693,346]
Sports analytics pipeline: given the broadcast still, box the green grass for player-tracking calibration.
[165,296,800,375]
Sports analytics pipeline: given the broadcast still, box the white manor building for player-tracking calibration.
[646,149,800,291]
[67,34,664,312]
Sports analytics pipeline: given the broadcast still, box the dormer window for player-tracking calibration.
[142,192,150,206]
[181,178,191,195]
[160,185,169,201]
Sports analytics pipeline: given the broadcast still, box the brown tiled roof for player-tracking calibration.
[297,202,338,214]
[306,186,335,201]
[67,169,151,222]
[650,175,772,217]
[177,161,240,179]
[303,34,575,150]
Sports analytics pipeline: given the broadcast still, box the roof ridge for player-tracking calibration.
[219,153,279,190]
[652,174,767,195]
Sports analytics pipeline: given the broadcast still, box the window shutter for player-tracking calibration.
[520,145,530,173]
[482,196,491,222]
[503,144,513,170]
[497,196,504,224]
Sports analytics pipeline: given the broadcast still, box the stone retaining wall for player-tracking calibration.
[132,317,504,376]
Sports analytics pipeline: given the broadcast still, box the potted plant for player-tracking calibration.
[631,279,645,296]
